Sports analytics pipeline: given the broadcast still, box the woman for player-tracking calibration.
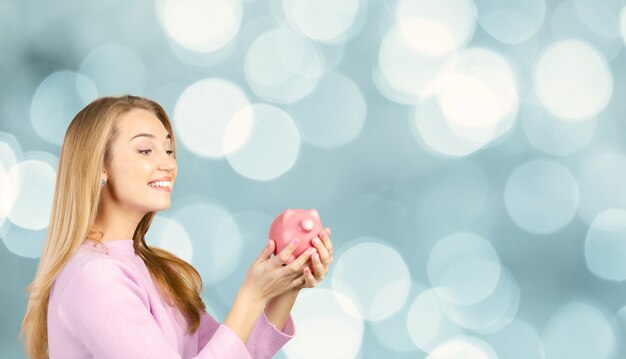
[18,95,334,358]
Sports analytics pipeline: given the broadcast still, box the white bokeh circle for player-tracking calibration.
[244,27,323,104]
[533,39,612,122]
[505,159,579,234]
[585,209,626,281]
[283,288,363,359]
[226,103,300,181]
[156,0,242,53]
[331,240,411,321]
[427,232,501,305]
[174,78,251,158]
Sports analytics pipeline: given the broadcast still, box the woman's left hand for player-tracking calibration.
[296,227,333,289]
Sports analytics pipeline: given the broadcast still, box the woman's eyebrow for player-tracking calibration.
[129,133,171,142]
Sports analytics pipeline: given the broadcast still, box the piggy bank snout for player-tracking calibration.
[300,218,314,232]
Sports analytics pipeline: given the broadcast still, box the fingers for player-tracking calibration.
[285,228,333,291]
[255,239,275,264]
[317,228,333,259]
[311,230,332,265]
[285,246,317,272]
[302,267,317,288]
[310,251,326,280]
[291,267,317,290]
[272,238,302,266]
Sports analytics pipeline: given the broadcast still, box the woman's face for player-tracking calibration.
[103,108,177,214]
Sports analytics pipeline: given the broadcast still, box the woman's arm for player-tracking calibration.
[198,295,295,359]
[220,237,307,351]
[223,286,267,344]
[263,289,299,331]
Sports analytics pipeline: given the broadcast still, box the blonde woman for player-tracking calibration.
[18,95,334,358]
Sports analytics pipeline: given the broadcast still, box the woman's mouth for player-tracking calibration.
[148,181,171,192]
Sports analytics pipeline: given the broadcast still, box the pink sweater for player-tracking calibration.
[47,239,295,358]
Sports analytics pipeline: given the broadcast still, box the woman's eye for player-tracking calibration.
[139,149,175,156]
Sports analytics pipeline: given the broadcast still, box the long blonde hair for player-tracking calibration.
[18,95,206,359]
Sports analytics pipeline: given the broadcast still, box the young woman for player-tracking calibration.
[18,95,334,358]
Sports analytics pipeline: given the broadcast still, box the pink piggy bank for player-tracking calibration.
[270,208,324,264]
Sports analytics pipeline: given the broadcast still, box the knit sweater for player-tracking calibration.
[47,239,295,358]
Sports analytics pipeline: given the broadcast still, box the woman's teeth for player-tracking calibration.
[149,181,170,188]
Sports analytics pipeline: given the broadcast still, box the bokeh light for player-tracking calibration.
[542,301,617,359]
[286,72,366,149]
[406,288,465,352]
[532,39,613,122]
[244,27,323,104]
[395,0,477,52]
[576,151,626,225]
[477,0,546,44]
[156,0,242,53]
[225,103,300,181]
[551,0,622,62]
[282,0,360,43]
[520,101,597,157]
[413,95,488,157]
[283,288,363,359]
[574,0,621,40]
[145,214,193,264]
[174,78,251,158]
[5,154,57,231]
[504,159,579,234]
[486,319,545,359]
[30,71,97,145]
[330,239,411,321]
[585,209,626,281]
[427,232,501,305]
[377,23,455,104]
[171,200,243,285]
[426,336,497,359]
[370,282,427,354]
[439,266,520,334]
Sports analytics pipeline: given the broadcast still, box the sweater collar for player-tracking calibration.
[81,238,136,255]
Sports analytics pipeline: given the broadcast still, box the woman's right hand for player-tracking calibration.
[241,238,318,303]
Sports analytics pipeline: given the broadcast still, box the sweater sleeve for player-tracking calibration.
[56,259,251,359]
[197,308,295,359]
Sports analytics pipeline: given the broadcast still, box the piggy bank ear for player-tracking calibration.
[283,209,296,223]
[309,209,320,221]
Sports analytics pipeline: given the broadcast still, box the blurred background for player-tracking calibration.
[2,0,626,357]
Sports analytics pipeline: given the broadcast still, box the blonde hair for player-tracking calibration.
[18,95,206,359]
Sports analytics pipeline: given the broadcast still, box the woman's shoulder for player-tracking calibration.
[48,247,153,334]
[53,245,141,295]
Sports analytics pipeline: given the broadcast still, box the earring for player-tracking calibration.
[101,178,107,186]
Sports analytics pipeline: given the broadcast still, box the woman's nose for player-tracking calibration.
[157,151,177,171]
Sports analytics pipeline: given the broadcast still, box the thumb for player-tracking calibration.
[255,239,275,263]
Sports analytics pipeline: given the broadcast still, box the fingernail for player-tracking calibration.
[308,247,317,254]
[320,231,328,239]
[312,237,320,245]
[313,253,319,260]
[293,238,301,246]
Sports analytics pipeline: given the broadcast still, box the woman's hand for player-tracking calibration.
[261,228,334,331]
[295,227,333,290]
[241,237,319,303]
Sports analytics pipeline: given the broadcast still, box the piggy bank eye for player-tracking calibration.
[300,218,314,232]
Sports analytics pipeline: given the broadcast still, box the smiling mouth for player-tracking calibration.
[148,181,171,192]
